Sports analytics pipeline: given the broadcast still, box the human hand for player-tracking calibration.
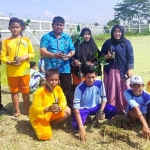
[96,110,105,120]
[108,51,112,58]
[74,60,81,67]
[126,69,133,78]
[7,60,20,66]
[54,52,67,60]
[100,112,105,120]
[15,55,29,63]
[61,53,69,61]
[49,103,61,113]
[79,127,86,141]
[142,126,150,139]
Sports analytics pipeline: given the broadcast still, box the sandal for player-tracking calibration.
[122,121,133,130]
[11,113,20,121]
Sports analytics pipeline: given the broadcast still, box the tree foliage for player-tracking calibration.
[94,22,99,26]
[114,0,150,24]
[107,19,120,26]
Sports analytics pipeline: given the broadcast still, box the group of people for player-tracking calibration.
[1,16,150,141]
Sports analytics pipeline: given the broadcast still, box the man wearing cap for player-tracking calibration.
[123,75,150,139]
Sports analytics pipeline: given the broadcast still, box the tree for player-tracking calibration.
[94,22,99,26]
[114,0,150,24]
[107,19,120,26]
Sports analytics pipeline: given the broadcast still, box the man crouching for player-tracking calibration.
[72,65,117,141]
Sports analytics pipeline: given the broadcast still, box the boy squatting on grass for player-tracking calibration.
[29,69,71,140]
[1,17,35,119]
[72,65,117,141]
[123,75,150,139]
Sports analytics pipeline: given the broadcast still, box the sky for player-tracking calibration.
[0,0,123,25]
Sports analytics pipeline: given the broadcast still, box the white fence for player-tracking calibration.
[0,17,106,45]
[1,17,150,45]
[123,24,150,33]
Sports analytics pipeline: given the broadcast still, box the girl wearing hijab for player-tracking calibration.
[101,25,134,114]
[71,28,100,90]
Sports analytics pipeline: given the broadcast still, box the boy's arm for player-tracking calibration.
[100,82,107,112]
[30,91,47,115]
[15,39,35,63]
[132,106,150,138]
[74,108,86,141]
[27,40,35,59]
[124,90,139,108]
[1,41,10,63]
[124,90,150,138]
[40,34,63,59]
[31,90,58,114]
[73,87,86,141]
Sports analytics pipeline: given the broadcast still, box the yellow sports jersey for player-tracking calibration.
[29,85,67,123]
[1,36,35,77]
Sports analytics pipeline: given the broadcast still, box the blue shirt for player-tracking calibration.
[101,39,134,78]
[124,89,150,114]
[73,80,107,109]
[40,31,75,73]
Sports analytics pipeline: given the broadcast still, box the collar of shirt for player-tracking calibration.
[50,31,67,39]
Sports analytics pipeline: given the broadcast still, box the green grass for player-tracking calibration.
[1,35,150,150]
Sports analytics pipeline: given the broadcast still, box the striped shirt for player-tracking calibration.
[124,89,150,114]
[73,80,107,109]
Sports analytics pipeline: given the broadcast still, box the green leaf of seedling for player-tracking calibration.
[70,28,72,32]
[77,24,80,33]
[22,68,30,75]
[94,51,98,58]
[94,66,98,75]
[25,19,31,26]
[32,30,36,35]
[100,61,109,66]
[78,37,84,44]
[98,57,106,62]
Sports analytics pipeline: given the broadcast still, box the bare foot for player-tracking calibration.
[11,112,20,120]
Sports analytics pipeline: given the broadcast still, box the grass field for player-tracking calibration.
[1,35,150,150]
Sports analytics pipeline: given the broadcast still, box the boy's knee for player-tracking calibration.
[35,127,52,140]
[36,132,52,140]
[64,107,71,118]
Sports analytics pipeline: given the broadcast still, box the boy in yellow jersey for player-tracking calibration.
[1,17,35,119]
[29,69,71,140]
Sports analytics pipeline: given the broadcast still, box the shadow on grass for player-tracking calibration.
[52,116,74,133]
[5,101,32,115]
[15,120,38,141]
[1,89,11,94]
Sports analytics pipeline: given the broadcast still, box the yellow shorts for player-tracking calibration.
[7,75,30,94]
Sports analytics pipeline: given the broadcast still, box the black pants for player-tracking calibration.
[59,73,73,108]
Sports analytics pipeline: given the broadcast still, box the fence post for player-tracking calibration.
[128,25,130,32]
[39,19,41,38]
[139,24,141,33]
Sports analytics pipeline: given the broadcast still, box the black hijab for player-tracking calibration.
[73,28,99,65]
[111,25,126,45]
